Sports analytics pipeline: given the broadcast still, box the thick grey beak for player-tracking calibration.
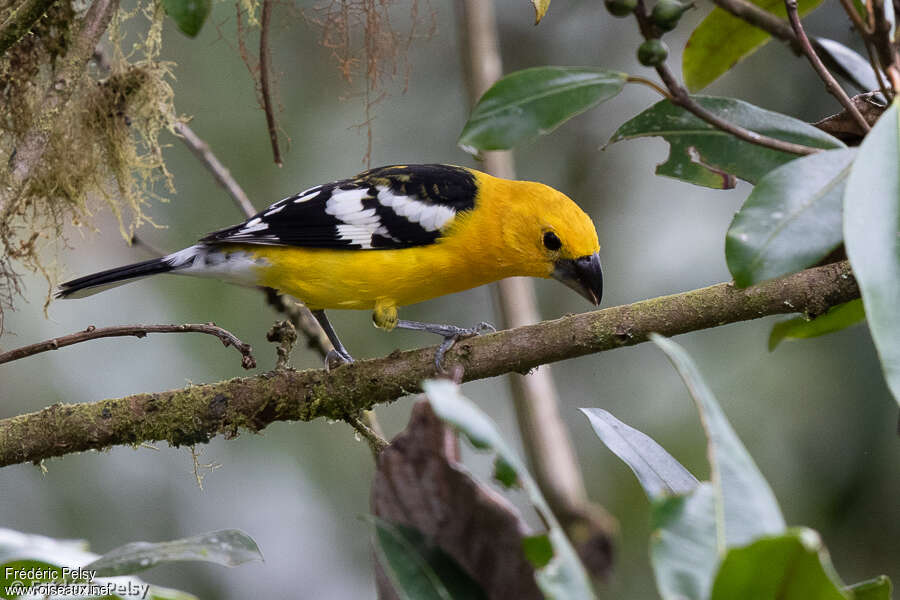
[551,252,603,306]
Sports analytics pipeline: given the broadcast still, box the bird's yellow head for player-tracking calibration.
[487,177,603,305]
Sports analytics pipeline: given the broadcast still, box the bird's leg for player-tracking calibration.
[311,309,354,369]
[395,319,496,371]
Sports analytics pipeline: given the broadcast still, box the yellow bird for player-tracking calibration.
[57,164,603,367]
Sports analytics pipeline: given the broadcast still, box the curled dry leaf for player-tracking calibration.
[372,402,543,600]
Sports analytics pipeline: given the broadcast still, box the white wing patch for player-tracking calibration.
[377,186,456,232]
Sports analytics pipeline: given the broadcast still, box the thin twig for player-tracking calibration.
[0,323,256,369]
[863,39,891,99]
[870,0,897,82]
[174,121,257,218]
[785,0,871,133]
[632,0,819,156]
[839,0,872,34]
[259,0,282,167]
[709,0,802,52]
[0,260,861,469]
[888,64,900,92]
[346,414,388,454]
[0,0,59,54]
[626,75,673,99]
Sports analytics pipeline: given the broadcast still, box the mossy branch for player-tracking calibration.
[0,0,59,55]
[0,260,859,469]
[4,0,118,199]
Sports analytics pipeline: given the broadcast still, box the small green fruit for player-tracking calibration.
[651,0,690,31]
[605,0,638,17]
[637,39,669,66]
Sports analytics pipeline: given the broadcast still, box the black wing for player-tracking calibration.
[200,164,478,250]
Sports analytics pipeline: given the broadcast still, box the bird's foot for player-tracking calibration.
[396,320,496,372]
[324,348,355,372]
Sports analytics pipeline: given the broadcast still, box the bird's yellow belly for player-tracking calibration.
[248,245,506,310]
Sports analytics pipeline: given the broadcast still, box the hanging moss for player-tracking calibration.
[0,0,178,330]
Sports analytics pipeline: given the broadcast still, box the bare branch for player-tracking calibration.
[0,261,859,474]
[259,0,282,167]
[632,0,819,156]
[174,122,257,218]
[785,0,871,133]
[0,323,256,369]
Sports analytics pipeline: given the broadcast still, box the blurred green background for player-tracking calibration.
[1,0,898,598]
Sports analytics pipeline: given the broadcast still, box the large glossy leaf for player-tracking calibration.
[650,484,719,600]
[768,299,865,351]
[85,530,262,577]
[371,518,488,600]
[580,407,698,500]
[459,67,627,153]
[683,0,826,92]
[844,101,900,407]
[813,38,881,94]
[710,529,848,600]
[726,148,856,287]
[847,576,893,600]
[423,380,595,600]
[650,334,786,549]
[162,0,211,37]
[609,97,844,189]
[0,528,196,600]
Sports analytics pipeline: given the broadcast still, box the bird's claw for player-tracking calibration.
[433,321,496,372]
[324,348,354,372]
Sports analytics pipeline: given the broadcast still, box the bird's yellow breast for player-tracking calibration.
[248,244,506,310]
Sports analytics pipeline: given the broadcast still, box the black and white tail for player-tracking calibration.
[55,245,205,299]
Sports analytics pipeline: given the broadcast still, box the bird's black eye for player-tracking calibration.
[543,231,562,251]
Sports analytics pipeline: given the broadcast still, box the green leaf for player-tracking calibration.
[531,0,550,23]
[726,148,856,287]
[769,299,865,351]
[459,66,627,153]
[844,101,900,407]
[423,379,595,600]
[710,528,848,600]
[813,38,881,95]
[580,407,698,500]
[162,0,211,37]
[683,0,826,92]
[847,576,893,600]
[0,528,197,600]
[650,484,719,600]
[85,530,262,577]
[492,456,519,488]
[609,97,844,189]
[521,535,554,569]
[650,334,786,549]
[371,518,488,600]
